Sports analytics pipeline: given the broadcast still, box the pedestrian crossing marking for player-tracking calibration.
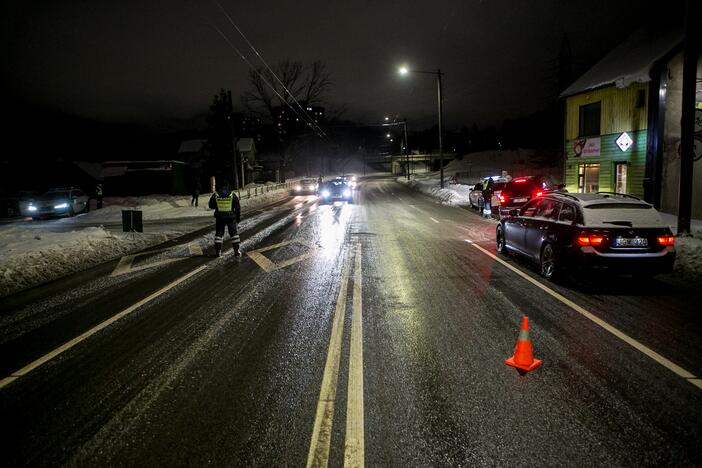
[246,240,318,273]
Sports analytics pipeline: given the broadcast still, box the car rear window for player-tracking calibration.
[583,203,664,227]
[506,180,537,196]
[492,182,507,190]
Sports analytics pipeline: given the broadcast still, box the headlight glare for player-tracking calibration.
[28,205,37,212]
[321,190,330,198]
[54,203,69,209]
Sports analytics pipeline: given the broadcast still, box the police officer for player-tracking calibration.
[208,182,241,257]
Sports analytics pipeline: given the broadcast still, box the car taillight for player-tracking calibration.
[499,194,507,204]
[577,233,605,246]
[534,190,543,197]
[657,235,675,246]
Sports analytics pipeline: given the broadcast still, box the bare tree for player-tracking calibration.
[242,59,332,121]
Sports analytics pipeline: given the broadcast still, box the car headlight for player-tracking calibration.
[28,205,37,212]
[321,190,330,197]
[295,185,302,191]
[343,189,351,197]
[54,202,69,209]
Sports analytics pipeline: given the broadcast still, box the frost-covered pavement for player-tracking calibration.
[0,187,293,297]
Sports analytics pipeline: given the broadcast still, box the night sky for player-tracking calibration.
[3,1,663,130]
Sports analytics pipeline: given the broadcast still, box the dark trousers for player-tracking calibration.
[191,190,199,206]
[97,196,103,209]
[214,218,240,253]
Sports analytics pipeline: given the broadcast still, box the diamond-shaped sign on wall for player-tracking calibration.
[616,132,633,152]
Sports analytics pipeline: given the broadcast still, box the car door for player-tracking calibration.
[524,198,561,260]
[505,198,540,253]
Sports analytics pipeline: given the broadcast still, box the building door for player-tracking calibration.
[577,163,600,193]
[614,162,628,194]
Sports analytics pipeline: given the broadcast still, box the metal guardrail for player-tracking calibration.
[235,180,298,200]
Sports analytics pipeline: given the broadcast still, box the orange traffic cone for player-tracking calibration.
[505,316,542,373]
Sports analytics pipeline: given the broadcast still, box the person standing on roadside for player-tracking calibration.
[191,178,200,207]
[208,182,241,257]
[95,183,103,209]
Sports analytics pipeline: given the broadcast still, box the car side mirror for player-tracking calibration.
[509,209,519,217]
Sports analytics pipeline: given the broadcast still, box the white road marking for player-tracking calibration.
[0,264,208,390]
[345,244,364,467]
[247,240,319,273]
[307,250,353,468]
[465,239,702,391]
[429,217,440,224]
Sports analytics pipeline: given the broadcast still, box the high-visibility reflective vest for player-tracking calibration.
[215,191,235,212]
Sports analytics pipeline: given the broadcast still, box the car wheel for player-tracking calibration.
[68,205,75,217]
[540,243,558,280]
[496,226,507,254]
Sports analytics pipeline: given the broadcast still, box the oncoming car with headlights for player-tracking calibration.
[293,178,318,195]
[25,188,90,219]
[319,180,353,204]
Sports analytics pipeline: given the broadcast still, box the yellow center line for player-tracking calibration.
[0,264,209,390]
[307,250,354,468]
[344,243,364,467]
[465,239,702,391]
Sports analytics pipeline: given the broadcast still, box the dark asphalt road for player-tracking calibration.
[1,176,701,466]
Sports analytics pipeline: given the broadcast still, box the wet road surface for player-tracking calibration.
[1,176,701,466]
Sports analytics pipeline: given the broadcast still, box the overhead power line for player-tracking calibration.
[212,0,330,142]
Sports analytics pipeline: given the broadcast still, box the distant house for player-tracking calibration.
[236,137,258,185]
[561,26,702,217]
[102,160,190,195]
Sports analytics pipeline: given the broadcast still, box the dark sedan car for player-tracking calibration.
[319,180,353,204]
[495,192,676,280]
[497,175,563,218]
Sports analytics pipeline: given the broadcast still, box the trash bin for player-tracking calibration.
[122,210,143,232]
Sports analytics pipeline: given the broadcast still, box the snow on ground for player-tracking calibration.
[0,185,294,297]
[398,169,474,206]
[659,212,702,282]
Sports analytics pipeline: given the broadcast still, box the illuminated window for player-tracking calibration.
[577,163,600,193]
[614,162,627,193]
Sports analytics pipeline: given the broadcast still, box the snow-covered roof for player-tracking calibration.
[178,139,206,153]
[237,138,255,152]
[561,27,683,97]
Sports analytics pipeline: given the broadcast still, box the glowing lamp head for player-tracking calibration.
[398,66,409,76]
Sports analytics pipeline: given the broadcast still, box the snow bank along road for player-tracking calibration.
[0,187,292,297]
[1,176,701,466]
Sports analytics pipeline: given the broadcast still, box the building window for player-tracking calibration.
[578,101,601,137]
[577,163,600,193]
[614,162,627,193]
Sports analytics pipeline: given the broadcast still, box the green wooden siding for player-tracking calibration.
[564,130,647,197]
[564,83,650,197]
[565,83,648,140]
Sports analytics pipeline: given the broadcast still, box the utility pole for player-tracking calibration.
[677,0,698,234]
[437,68,445,189]
[403,119,410,180]
[227,90,239,191]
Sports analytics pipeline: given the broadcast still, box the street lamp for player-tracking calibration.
[382,116,410,180]
[397,65,444,188]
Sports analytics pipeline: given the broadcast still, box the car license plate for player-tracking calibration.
[513,197,528,203]
[613,237,648,247]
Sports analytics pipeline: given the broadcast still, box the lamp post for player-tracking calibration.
[382,117,410,180]
[398,66,444,188]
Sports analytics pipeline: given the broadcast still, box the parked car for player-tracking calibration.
[319,180,353,204]
[0,190,36,218]
[468,176,509,217]
[495,192,676,280]
[497,175,563,218]
[25,188,90,219]
[293,178,319,195]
